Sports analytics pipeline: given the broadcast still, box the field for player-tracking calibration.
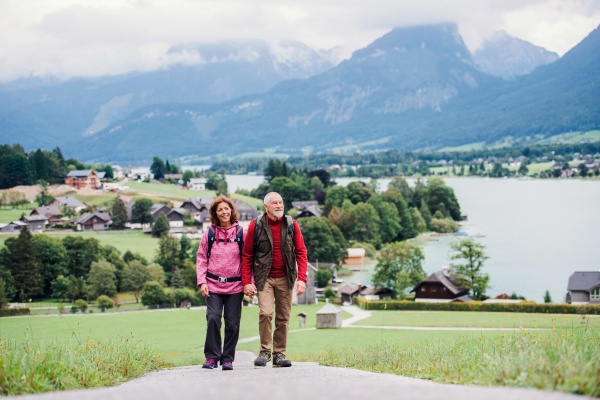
[355,310,600,329]
[0,209,32,224]
[0,231,161,260]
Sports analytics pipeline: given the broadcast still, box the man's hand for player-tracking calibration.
[244,283,257,297]
[295,281,306,296]
[200,284,210,298]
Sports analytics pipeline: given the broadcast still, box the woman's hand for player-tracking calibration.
[200,284,210,297]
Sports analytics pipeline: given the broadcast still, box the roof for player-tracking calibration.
[359,285,389,296]
[295,205,322,218]
[411,269,468,295]
[231,199,258,216]
[451,295,473,303]
[292,201,319,210]
[316,303,341,315]
[10,221,27,226]
[339,283,362,295]
[151,204,170,214]
[67,169,95,177]
[306,262,318,272]
[346,248,366,258]
[189,178,207,184]
[168,208,187,216]
[52,196,83,207]
[23,215,48,222]
[32,205,62,218]
[184,197,214,211]
[75,212,111,224]
[567,271,600,291]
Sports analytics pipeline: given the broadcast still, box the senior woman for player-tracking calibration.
[196,195,247,370]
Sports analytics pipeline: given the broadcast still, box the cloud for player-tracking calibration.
[0,0,598,82]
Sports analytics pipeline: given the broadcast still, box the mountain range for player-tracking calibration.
[2,24,598,164]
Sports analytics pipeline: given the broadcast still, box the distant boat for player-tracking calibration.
[454,231,468,235]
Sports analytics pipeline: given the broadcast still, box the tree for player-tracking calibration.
[0,228,43,298]
[0,153,34,189]
[155,235,181,274]
[121,260,149,302]
[62,236,102,278]
[50,275,70,302]
[123,250,147,265]
[66,275,87,302]
[88,259,117,298]
[308,169,331,187]
[367,194,402,243]
[430,217,459,233]
[141,281,167,306]
[180,259,197,289]
[152,212,171,237]
[34,180,52,206]
[264,159,290,183]
[579,163,589,177]
[424,178,461,221]
[34,234,69,297]
[419,199,432,228]
[335,200,381,246]
[315,268,333,288]
[146,263,167,286]
[216,179,229,197]
[170,267,185,288]
[491,162,504,177]
[544,290,553,303]
[346,182,372,204]
[518,163,529,176]
[417,161,429,176]
[449,238,490,300]
[111,197,128,229]
[297,217,347,264]
[0,279,8,309]
[268,177,310,210]
[250,183,270,200]
[182,170,194,185]
[382,189,417,240]
[324,185,348,215]
[409,207,427,233]
[308,176,324,199]
[99,164,114,179]
[131,198,154,224]
[179,236,192,262]
[372,241,426,297]
[96,295,114,310]
[150,156,166,180]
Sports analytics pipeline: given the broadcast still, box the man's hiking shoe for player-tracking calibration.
[222,361,233,371]
[272,352,292,368]
[254,351,271,367]
[202,359,217,369]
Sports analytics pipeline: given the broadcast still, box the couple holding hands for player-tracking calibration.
[196,192,308,370]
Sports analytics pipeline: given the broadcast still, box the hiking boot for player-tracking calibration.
[222,361,233,371]
[202,359,217,369]
[254,351,271,367]
[272,352,292,368]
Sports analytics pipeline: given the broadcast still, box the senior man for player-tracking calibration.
[241,192,307,367]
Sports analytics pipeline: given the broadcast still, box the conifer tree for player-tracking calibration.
[170,267,185,288]
[152,212,170,237]
[111,197,128,229]
[6,228,43,298]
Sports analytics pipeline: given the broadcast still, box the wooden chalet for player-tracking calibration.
[20,215,47,231]
[411,268,472,303]
[75,213,111,231]
[292,201,323,219]
[49,196,86,213]
[343,248,366,264]
[167,208,186,228]
[31,205,62,226]
[151,203,171,218]
[181,197,213,222]
[65,170,101,189]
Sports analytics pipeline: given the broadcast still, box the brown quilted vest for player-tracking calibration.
[252,213,297,291]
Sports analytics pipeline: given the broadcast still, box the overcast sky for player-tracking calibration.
[1,0,599,83]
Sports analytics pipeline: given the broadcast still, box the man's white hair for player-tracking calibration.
[263,192,280,205]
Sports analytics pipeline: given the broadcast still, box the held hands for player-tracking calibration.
[295,280,306,296]
[244,283,257,297]
[200,284,210,298]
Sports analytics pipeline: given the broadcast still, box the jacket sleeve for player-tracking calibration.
[293,220,308,283]
[196,230,210,287]
[241,220,256,286]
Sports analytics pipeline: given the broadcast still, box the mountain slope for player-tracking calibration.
[473,31,559,79]
[0,40,336,150]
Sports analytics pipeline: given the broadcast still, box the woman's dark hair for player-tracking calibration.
[209,196,239,226]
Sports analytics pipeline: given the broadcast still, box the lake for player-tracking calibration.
[224,174,600,302]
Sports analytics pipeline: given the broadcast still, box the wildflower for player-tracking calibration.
[534,325,537,328]
[479,337,481,339]
[26,349,29,353]
[501,334,504,338]
[562,335,565,337]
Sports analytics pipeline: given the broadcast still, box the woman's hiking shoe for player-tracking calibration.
[272,353,292,368]
[222,361,233,371]
[202,359,217,369]
[254,351,271,367]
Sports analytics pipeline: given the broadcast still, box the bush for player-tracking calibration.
[324,287,336,299]
[349,242,377,257]
[141,281,167,306]
[96,295,114,310]
[315,268,334,288]
[357,298,600,314]
[430,217,459,233]
[0,308,30,318]
[169,288,195,307]
[73,299,88,312]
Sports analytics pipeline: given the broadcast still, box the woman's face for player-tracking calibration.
[216,202,232,226]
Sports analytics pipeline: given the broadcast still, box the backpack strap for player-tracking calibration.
[206,224,216,260]
[285,215,295,240]
[235,226,244,260]
[253,217,263,266]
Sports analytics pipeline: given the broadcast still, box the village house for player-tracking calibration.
[339,283,363,304]
[182,197,213,222]
[30,205,62,226]
[150,203,171,218]
[166,208,186,228]
[343,248,366,264]
[1,221,27,233]
[360,285,395,301]
[231,199,259,229]
[566,271,600,305]
[292,200,323,219]
[164,173,183,182]
[49,196,87,213]
[188,178,207,191]
[111,165,124,179]
[294,262,318,305]
[411,268,472,303]
[75,213,111,231]
[21,215,47,231]
[65,170,101,189]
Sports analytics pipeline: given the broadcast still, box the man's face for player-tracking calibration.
[265,194,284,219]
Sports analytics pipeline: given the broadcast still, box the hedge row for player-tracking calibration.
[357,298,600,315]
[0,308,31,318]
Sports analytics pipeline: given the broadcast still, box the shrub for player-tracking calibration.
[430,217,459,233]
[170,288,195,307]
[96,295,114,310]
[357,298,600,314]
[73,299,88,312]
[141,281,167,306]
[0,308,30,318]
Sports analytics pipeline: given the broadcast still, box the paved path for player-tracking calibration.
[20,351,580,400]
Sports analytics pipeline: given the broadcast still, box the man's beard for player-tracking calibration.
[273,210,284,218]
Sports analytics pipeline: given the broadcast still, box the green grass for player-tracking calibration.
[0,209,30,224]
[71,194,119,207]
[355,311,600,329]
[0,304,350,366]
[0,334,171,395]
[0,232,160,261]
[438,142,486,152]
[295,327,600,397]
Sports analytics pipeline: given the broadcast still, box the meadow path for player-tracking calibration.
[20,350,580,400]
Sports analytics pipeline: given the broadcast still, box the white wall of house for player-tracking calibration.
[191,183,205,190]
[169,221,184,228]
[415,298,453,303]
